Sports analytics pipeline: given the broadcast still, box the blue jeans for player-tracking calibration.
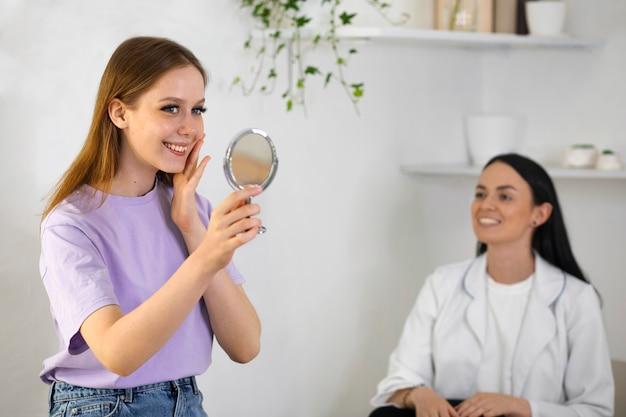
[48,376,208,417]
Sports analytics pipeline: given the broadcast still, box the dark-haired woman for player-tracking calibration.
[370,154,614,417]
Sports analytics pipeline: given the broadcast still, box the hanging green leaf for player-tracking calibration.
[286,99,293,111]
[339,11,357,25]
[275,43,286,57]
[304,66,320,75]
[268,68,277,78]
[296,78,305,89]
[294,15,312,28]
[324,72,332,87]
[351,83,364,98]
[284,0,299,11]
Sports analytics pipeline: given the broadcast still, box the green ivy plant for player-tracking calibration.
[233,0,407,113]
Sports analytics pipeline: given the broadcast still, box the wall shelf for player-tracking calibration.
[261,27,597,50]
[401,164,626,179]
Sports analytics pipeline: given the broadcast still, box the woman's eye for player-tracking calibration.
[499,193,512,201]
[192,106,207,115]
[161,105,179,114]
[474,192,485,199]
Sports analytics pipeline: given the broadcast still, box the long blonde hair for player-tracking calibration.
[42,36,207,220]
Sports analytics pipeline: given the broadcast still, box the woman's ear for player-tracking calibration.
[108,99,128,129]
[533,202,553,227]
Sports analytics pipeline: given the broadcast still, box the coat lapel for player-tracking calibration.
[463,255,488,349]
[511,255,566,395]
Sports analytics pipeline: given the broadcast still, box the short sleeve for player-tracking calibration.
[40,224,119,354]
[195,192,245,285]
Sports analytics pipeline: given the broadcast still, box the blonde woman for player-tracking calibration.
[41,37,262,416]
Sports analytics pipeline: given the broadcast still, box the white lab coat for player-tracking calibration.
[371,254,614,417]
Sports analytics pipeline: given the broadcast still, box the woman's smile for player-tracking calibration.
[477,217,501,226]
[163,141,189,156]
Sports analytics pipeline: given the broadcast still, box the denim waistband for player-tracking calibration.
[49,376,199,404]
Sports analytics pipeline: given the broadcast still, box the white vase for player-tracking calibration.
[465,115,520,166]
[525,1,566,36]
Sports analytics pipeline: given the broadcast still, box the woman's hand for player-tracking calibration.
[456,393,531,417]
[407,387,459,417]
[171,135,209,235]
[194,186,262,276]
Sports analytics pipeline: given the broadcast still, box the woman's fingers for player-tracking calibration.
[188,155,210,189]
[213,186,262,217]
[220,203,260,228]
[458,402,483,417]
[183,136,205,177]
[224,224,259,251]
[447,403,460,417]
[225,216,262,237]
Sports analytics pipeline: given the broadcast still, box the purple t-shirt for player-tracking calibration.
[39,179,243,388]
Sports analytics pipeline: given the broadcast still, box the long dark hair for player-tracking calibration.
[476,153,589,284]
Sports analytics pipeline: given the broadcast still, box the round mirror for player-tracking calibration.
[224,128,278,233]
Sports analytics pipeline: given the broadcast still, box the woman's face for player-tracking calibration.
[471,162,546,249]
[116,65,206,175]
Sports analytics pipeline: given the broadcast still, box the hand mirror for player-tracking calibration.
[224,128,278,234]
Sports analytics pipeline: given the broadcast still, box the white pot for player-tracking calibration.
[526,1,566,36]
[465,115,520,166]
[562,145,597,169]
[596,153,623,171]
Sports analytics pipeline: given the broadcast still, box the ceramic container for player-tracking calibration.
[465,115,520,166]
[526,1,566,36]
[563,145,598,169]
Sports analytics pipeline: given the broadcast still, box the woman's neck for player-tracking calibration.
[486,243,535,284]
[109,160,158,197]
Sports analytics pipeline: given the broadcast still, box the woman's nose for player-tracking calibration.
[177,122,197,138]
[177,114,200,138]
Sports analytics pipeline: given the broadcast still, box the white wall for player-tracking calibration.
[0,1,624,416]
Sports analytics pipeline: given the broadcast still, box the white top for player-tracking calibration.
[477,274,534,394]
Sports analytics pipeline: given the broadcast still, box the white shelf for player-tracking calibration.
[401,164,626,179]
[260,27,597,49]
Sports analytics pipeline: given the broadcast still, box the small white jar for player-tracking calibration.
[596,151,624,171]
[563,145,598,169]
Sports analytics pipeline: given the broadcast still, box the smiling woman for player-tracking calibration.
[369,154,614,417]
[40,37,263,417]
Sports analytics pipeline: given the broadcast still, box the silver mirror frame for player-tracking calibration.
[223,128,278,191]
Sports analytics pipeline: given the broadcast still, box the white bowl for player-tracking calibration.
[563,146,598,169]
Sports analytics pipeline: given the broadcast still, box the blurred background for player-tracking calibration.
[0,0,624,416]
